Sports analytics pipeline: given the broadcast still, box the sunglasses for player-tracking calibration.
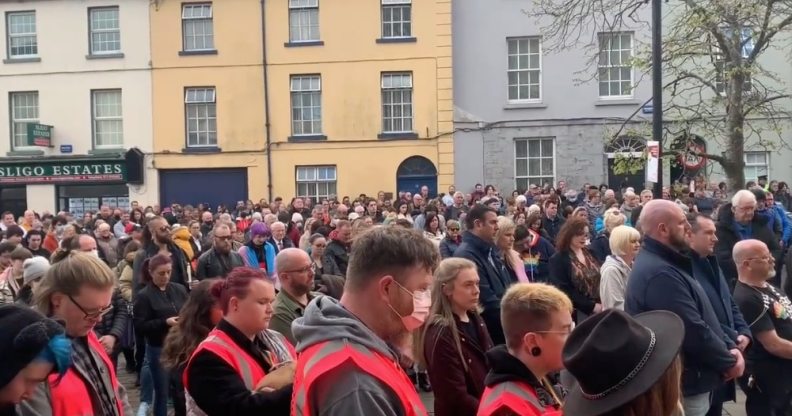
[448,227,460,231]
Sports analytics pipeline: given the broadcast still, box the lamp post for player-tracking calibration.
[651,0,664,196]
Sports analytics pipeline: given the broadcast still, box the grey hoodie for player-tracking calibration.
[291,296,410,416]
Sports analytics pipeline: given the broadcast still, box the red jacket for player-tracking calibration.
[478,380,563,416]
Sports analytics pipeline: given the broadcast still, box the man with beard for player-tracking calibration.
[196,223,243,280]
[132,216,189,295]
[199,210,214,239]
[270,248,319,344]
[625,200,742,416]
[324,220,352,277]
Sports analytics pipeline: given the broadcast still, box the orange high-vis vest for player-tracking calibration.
[50,331,124,416]
[477,380,563,416]
[291,340,428,416]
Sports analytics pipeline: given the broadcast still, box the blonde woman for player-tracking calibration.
[495,216,529,283]
[599,225,641,310]
[419,258,493,416]
[590,208,627,264]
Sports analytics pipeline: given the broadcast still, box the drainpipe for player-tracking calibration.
[261,0,273,202]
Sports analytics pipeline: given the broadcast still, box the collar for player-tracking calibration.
[277,289,314,311]
[485,345,544,388]
[217,319,256,350]
[462,231,495,251]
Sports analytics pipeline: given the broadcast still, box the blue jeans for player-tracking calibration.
[144,344,169,416]
[139,342,153,404]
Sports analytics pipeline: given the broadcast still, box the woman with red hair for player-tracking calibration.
[184,267,296,416]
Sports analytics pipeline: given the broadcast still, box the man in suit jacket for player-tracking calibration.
[269,221,294,254]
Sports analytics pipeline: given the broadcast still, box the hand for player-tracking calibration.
[723,349,745,381]
[255,361,296,391]
[166,317,179,327]
[736,335,750,352]
[593,303,604,314]
[98,335,116,353]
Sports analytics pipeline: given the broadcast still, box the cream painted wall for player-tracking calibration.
[26,184,56,213]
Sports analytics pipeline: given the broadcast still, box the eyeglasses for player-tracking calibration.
[534,321,576,336]
[283,264,314,274]
[68,295,113,321]
[448,228,460,232]
[746,256,774,263]
[215,235,232,241]
[157,226,170,232]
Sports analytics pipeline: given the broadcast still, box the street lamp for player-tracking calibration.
[651,0,664,196]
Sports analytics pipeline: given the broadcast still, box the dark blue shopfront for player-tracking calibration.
[159,168,248,210]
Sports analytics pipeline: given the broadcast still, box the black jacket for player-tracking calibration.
[323,240,349,277]
[482,345,564,411]
[541,215,565,243]
[268,237,293,254]
[196,249,244,280]
[185,320,292,416]
[589,231,611,265]
[548,249,600,316]
[132,242,190,297]
[94,288,130,342]
[439,236,460,259]
[133,282,188,346]
[715,203,781,287]
[625,237,736,396]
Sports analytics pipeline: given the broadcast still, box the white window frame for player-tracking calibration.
[89,7,121,55]
[714,27,753,95]
[598,32,634,99]
[514,138,556,191]
[296,165,337,201]
[181,3,214,52]
[184,87,217,148]
[288,0,320,43]
[6,11,37,59]
[507,37,542,103]
[92,90,124,149]
[381,72,414,134]
[9,91,39,151]
[290,75,322,136]
[381,0,412,39]
[743,151,769,182]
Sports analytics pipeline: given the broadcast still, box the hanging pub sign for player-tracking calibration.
[27,124,53,147]
[0,160,127,184]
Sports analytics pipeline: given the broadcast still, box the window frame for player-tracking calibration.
[295,165,337,202]
[514,138,556,190]
[184,87,218,148]
[713,27,753,96]
[6,10,38,59]
[91,89,124,150]
[88,6,121,56]
[289,74,322,137]
[181,3,215,53]
[743,151,769,182]
[507,36,543,103]
[9,91,39,151]
[597,32,634,99]
[288,0,320,43]
[381,72,414,134]
[381,0,412,40]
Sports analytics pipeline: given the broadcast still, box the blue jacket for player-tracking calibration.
[625,237,736,396]
[772,202,792,245]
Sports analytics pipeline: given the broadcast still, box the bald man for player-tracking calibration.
[270,248,319,344]
[625,200,741,416]
[732,239,792,415]
[95,222,119,267]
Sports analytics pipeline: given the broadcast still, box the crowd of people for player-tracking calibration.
[0,175,789,416]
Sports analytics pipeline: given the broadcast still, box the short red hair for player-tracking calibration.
[210,267,271,314]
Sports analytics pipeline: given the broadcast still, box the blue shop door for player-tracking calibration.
[159,168,248,211]
[397,176,438,197]
[396,156,438,198]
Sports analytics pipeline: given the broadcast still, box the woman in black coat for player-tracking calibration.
[549,217,602,322]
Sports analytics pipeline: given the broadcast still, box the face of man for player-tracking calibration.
[742,244,776,281]
[78,235,97,253]
[448,185,456,194]
[383,266,433,339]
[453,193,464,205]
[202,212,213,224]
[272,224,286,241]
[733,199,756,224]
[641,193,653,204]
[420,186,429,197]
[626,195,639,208]
[150,219,172,244]
[284,252,314,296]
[294,199,304,209]
[189,222,201,238]
[558,181,566,191]
[121,213,130,223]
[100,206,111,218]
[213,227,232,254]
[27,234,42,250]
[663,207,691,252]
[3,214,15,227]
[475,211,499,242]
[413,195,423,207]
[98,225,111,239]
[545,203,558,218]
[475,185,483,192]
[23,211,34,225]
[689,217,718,256]
[337,225,352,244]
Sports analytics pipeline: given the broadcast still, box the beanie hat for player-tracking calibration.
[249,221,271,238]
[516,195,527,204]
[22,257,50,285]
[0,304,66,389]
[291,213,304,224]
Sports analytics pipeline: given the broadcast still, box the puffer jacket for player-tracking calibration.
[172,227,195,261]
[118,250,136,303]
[93,288,130,342]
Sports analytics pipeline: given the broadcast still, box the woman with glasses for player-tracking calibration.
[440,220,462,259]
[306,233,344,299]
[20,252,132,416]
[134,253,189,416]
[184,267,295,416]
[549,217,603,322]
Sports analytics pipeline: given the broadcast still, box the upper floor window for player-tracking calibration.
[714,27,753,95]
[288,0,320,43]
[185,87,217,147]
[381,72,413,134]
[290,75,322,136]
[598,32,633,98]
[507,37,542,102]
[381,0,411,39]
[89,7,121,55]
[9,91,38,150]
[182,3,214,52]
[92,90,123,149]
[6,11,37,59]
[296,165,337,202]
[744,151,768,182]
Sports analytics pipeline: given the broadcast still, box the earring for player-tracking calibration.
[531,347,542,357]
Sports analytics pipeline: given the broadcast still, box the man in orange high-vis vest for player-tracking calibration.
[18,253,132,416]
[291,226,439,416]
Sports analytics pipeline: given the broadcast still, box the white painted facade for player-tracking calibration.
[0,0,156,214]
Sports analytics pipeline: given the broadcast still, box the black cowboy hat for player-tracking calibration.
[562,309,684,416]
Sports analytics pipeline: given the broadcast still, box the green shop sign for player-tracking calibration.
[0,161,127,184]
[27,124,53,147]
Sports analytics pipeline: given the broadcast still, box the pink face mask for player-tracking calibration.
[388,281,432,332]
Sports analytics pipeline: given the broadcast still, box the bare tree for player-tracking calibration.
[529,0,792,189]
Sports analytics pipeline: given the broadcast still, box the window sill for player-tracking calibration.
[6,150,44,157]
[86,53,125,60]
[594,98,641,106]
[378,132,419,140]
[504,102,547,110]
[3,57,41,64]
[88,148,124,155]
[182,147,222,154]
[288,135,327,142]
[178,49,218,56]
[284,41,324,48]
[376,37,417,44]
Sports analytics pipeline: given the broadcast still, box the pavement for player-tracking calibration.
[118,357,747,416]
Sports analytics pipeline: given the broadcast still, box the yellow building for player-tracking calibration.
[266,0,454,201]
[150,0,269,207]
[149,0,453,207]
